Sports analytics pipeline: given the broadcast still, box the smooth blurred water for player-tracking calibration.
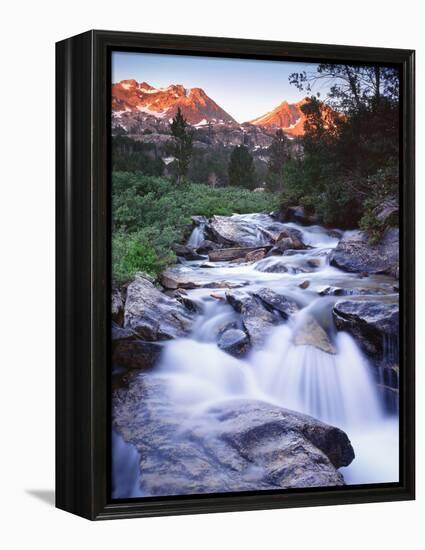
[113,214,399,492]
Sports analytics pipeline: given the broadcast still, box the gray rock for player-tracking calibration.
[375,199,398,224]
[330,228,399,277]
[226,290,281,347]
[112,374,354,496]
[208,246,268,262]
[161,266,248,290]
[191,215,208,226]
[205,215,271,247]
[124,276,195,340]
[252,288,299,319]
[332,299,399,364]
[269,237,294,255]
[294,314,337,354]
[218,328,250,357]
[112,324,163,369]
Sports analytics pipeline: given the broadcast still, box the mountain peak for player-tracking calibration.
[249,97,339,137]
[112,80,236,125]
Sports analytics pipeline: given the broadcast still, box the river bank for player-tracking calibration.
[111,212,400,498]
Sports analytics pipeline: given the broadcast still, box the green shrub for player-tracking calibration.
[112,173,278,282]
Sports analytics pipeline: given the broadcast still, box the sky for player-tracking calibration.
[112,52,329,123]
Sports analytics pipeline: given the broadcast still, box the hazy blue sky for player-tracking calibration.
[112,52,328,123]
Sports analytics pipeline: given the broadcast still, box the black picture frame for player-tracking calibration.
[56,29,415,520]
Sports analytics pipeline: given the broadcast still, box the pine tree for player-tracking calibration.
[170,108,193,185]
[266,129,289,192]
[228,145,256,190]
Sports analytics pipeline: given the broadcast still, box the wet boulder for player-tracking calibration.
[375,199,398,225]
[218,328,250,357]
[226,290,281,347]
[332,299,399,364]
[205,215,271,247]
[329,228,399,278]
[161,267,249,290]
[294,314,337,354]
[267,237,294,256]
[112,374,354,496]
[208,246,268,262]
[124,275,195,340]
[252,288,299,319]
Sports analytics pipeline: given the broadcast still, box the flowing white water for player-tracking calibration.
[115,214,399,490]
[187,223,205,248]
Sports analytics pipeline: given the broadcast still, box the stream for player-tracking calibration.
[112,213,399,497]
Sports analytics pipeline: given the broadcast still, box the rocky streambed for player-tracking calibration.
[112,212,400,498]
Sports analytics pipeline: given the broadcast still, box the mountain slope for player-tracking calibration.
[112,80,236,125]
[249,98,339,137]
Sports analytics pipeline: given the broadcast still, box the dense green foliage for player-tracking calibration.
[228,145,256,190]
[283,65,400,230]
[112,173,278,282]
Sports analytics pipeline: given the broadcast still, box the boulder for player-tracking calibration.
[283,226,307,250]
[112,374,354,496]
[160,267,248,290]
[267,237,294,256]
[375,199,398,224]
[329,228,399,277]
[217,328,250,357]
[252,288,299,319]
[205,215,271,247]
[124,276,195,340]
[112,324,163,369]
[208,246,268,262]
[294,314,337,354]
[332,299,399,364]
[226,290,281,347]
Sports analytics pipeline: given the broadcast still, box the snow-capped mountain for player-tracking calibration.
[112,80,236,125]
[249,98,339,136]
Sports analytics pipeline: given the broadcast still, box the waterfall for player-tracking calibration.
[187,224,205,248]
[113,214,399,493]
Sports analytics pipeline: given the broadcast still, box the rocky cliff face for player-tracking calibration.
[112,80,236,125]
[250,97,341,136]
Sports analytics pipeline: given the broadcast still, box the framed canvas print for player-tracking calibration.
[56,30,415,520]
